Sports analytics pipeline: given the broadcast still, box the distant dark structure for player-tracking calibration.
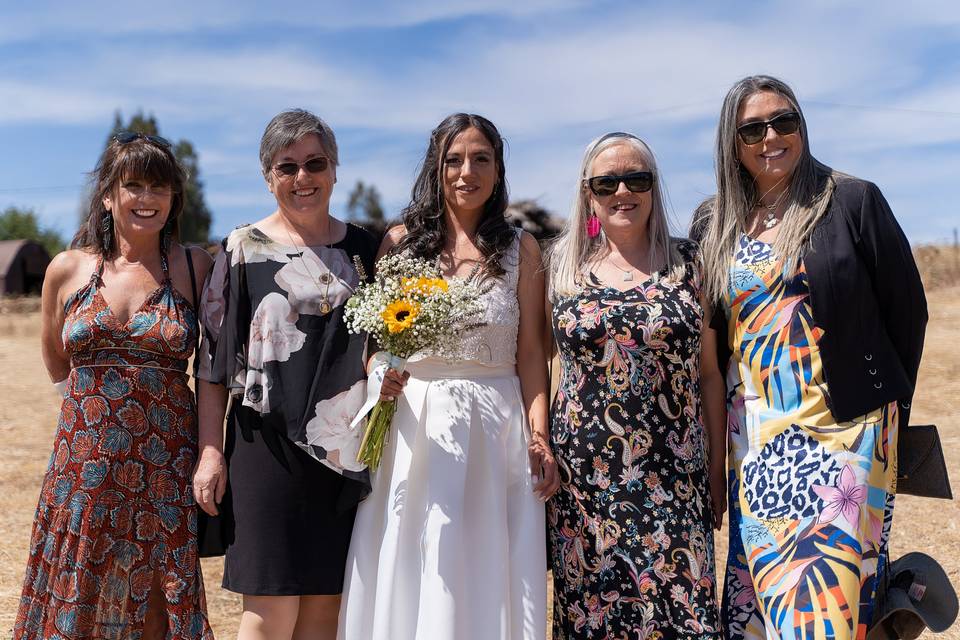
[372,199,561,245]
[505,199,561,242]
[0,239,51,295]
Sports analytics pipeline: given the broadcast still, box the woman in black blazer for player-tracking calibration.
[693,75,926,640]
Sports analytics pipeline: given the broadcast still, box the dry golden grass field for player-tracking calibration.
[1,261,958,638]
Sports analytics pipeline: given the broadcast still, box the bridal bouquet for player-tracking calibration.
[344,253,484,470]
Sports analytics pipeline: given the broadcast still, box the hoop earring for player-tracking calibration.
[586,214,601,238]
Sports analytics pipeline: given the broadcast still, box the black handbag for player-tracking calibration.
[897,424,952,500]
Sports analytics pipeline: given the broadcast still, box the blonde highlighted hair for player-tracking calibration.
[547,132,682,299]
[698,75,837,306]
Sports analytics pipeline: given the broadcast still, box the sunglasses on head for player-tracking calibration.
[113,131,172,148]
[586,171,654,197]
[272,157,330,177]
[736,111,801,145]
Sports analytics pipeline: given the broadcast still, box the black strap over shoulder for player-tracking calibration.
[185,246,198,309]
[183,247,202,390]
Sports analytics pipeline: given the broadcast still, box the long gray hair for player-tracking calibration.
[547,132,681,299]
[698,75,836,306]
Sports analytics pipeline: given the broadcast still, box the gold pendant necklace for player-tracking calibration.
[282,216,335,315]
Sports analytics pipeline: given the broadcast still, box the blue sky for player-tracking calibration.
[1,0,958,244]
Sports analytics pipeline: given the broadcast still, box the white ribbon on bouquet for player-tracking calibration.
[350,351,408,429]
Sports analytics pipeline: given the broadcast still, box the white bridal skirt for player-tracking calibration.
[338,358,547,640]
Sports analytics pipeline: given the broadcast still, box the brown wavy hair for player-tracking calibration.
[393,113,514,279]
[72,136,186,257]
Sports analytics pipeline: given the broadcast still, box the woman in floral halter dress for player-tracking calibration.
[14,133,214,639]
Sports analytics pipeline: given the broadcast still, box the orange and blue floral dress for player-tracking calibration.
[722,235,896,640]
[14,253,213,639]
[548,240,720,639]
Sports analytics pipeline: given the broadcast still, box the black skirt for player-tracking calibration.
[215,405,358,595]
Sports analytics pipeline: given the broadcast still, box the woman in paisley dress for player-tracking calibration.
[338,113,560,640]
[693,75,927,639]
[192,109,378,640]
[545,132,726,639]
[15,133,214,639]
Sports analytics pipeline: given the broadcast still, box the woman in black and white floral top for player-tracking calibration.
[193,109,377,639]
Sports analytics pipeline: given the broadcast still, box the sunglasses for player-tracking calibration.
[586,171,654,197]
[113,131,172,148]
[273,157,330,177]
[736,111,801,145]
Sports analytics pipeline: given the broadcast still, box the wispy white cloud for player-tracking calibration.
[0,0,590,43]
[0,0,956,242]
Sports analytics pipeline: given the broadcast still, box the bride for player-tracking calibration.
[338,113,559,639]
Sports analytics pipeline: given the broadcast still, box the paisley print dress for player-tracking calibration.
[14,253,213,639]
[548,240,720,639]
[722,235,896,640]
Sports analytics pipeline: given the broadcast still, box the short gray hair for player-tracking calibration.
[259,109,339,177]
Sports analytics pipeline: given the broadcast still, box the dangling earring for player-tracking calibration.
[586,214,601,238]
[101,211,114,253]
[162,219,174,252]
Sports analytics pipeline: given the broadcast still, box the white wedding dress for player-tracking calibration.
[338,231,546,640]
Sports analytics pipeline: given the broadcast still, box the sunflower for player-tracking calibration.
[382,299,420,334]
[401,277,449,296]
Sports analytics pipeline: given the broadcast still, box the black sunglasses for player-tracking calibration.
[736,111,801,145]
[586,171,654,197]
[273,157,330,177]
[113,131,172,148]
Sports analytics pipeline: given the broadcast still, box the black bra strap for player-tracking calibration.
[184,247,198,309]
[184,247,203,388]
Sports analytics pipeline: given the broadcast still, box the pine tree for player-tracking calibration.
[346,180,387,237]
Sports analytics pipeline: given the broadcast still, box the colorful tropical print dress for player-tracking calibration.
[14,252,213,639]
[548,240,720,639]
[722,235,897,640]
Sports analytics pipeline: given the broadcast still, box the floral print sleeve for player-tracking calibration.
[197,241,239,388]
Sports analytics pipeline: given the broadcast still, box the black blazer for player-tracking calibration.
[695,176,927,432]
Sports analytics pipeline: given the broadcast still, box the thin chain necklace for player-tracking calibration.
[607,248,652,283]
[281,215,336,315]
[753,177,789,230]
[436,232,483,281]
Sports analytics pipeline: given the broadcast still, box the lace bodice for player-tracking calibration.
[422,230,521,366]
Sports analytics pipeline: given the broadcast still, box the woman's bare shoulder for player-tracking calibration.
[47,249,96,282]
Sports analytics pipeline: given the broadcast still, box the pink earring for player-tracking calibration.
[586,215,601,238]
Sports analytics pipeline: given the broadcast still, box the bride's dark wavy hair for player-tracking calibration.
[394,113,514,279]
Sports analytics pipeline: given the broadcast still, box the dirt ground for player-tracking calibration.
[1,287,958,638]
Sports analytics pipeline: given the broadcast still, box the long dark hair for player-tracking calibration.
[394,113,514,279]
[73,136,186,258]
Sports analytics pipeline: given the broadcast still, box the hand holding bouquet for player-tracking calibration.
[344,253,483,470]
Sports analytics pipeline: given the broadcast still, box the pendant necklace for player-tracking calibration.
[609,250,651,282]
[282,216,335,315]
[753,177,788,230]
[757,191,787,229]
